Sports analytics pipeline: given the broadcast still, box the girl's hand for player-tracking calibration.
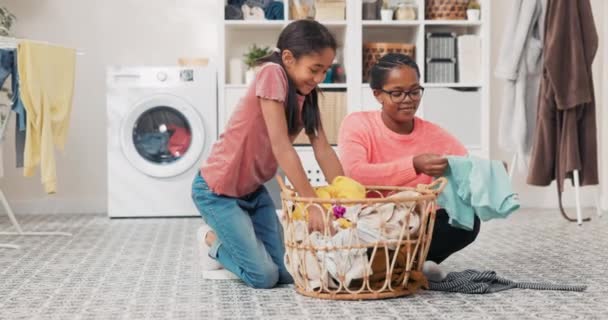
[307,205,336,235]
[413,154,448,177]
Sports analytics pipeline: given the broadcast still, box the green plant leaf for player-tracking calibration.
[243,44,272,68]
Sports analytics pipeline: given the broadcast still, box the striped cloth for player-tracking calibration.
[428,270,587,294]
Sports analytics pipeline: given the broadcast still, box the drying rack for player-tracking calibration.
[509,153,603,225]
[0,37,84,249]
[0,36,85,55]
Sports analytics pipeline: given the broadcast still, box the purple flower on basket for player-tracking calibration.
[333,205,346,219]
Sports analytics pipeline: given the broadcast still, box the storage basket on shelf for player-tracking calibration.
[277,176,447,300]
[425,32,458,59]
[363,42,415,83]
[425,0,468,20]
[426,58,457,83]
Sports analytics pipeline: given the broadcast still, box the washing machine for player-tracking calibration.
[106,66,217,217]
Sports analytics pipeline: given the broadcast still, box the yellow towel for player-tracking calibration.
[18,41,76,193]
[292,176,365,221]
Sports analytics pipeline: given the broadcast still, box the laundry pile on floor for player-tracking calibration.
[428,269,587,294]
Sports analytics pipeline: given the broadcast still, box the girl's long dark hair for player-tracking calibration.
[256,20,337,136]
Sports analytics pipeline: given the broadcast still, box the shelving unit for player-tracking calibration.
[219,1,353,133]
[218,0,491,182]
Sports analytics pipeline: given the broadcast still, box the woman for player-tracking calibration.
[338,53,480,279]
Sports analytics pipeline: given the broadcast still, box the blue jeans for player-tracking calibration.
[191,173,293,288]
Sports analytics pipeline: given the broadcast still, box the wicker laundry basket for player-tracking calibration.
[277,177,446,300]
[363,42,415,83]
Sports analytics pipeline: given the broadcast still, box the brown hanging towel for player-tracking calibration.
[526,0,599,221]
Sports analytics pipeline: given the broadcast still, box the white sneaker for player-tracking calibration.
[197,225,222,271]
[422,261,447,282]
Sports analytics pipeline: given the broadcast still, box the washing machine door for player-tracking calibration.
[121,94,204,178]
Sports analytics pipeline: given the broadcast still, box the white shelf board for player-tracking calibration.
[361,82,482,89]
[422,83,482,88]
[362,20,420,27]
[423,20,482,26]
[224,20,285,29]
[362,82,481,89]
[287,20,347,26]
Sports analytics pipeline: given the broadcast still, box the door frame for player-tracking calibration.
[602,0,608,210]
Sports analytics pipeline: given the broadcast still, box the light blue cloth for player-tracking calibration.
[11,50,26,131]
[0,48,27,168]
[0,49,13,85]
[0,48,26,131]
[437,156,520,230]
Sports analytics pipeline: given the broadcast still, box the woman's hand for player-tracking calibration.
[413,154,448,177]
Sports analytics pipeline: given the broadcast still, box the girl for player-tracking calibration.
[192,20,344,289]
[338,53,480,280]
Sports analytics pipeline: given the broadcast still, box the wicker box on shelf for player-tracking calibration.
[425,0,468,20]
[363,42,416,83]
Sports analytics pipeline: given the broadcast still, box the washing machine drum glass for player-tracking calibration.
[132,106,192,164]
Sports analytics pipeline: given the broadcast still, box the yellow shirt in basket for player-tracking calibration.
[292,176,365,220]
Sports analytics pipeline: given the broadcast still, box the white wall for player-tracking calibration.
[490,0,605,210]
[0,0,220,214]
[0,0,605,214]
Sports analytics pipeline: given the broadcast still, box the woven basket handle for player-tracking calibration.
[421,177,448,194]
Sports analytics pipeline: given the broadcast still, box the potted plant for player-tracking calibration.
[243,44,271,84]
[466,0,481,21]
[380,0,393,21]
[0,7,16,37]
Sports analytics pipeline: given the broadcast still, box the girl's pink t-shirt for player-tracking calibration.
[201,63,304,197]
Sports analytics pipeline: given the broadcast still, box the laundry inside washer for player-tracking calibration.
[132,106,192,163]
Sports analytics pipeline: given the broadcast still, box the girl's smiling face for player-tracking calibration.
[283,47,335,95]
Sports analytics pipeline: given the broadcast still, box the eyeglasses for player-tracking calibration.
[381,87,425,103]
